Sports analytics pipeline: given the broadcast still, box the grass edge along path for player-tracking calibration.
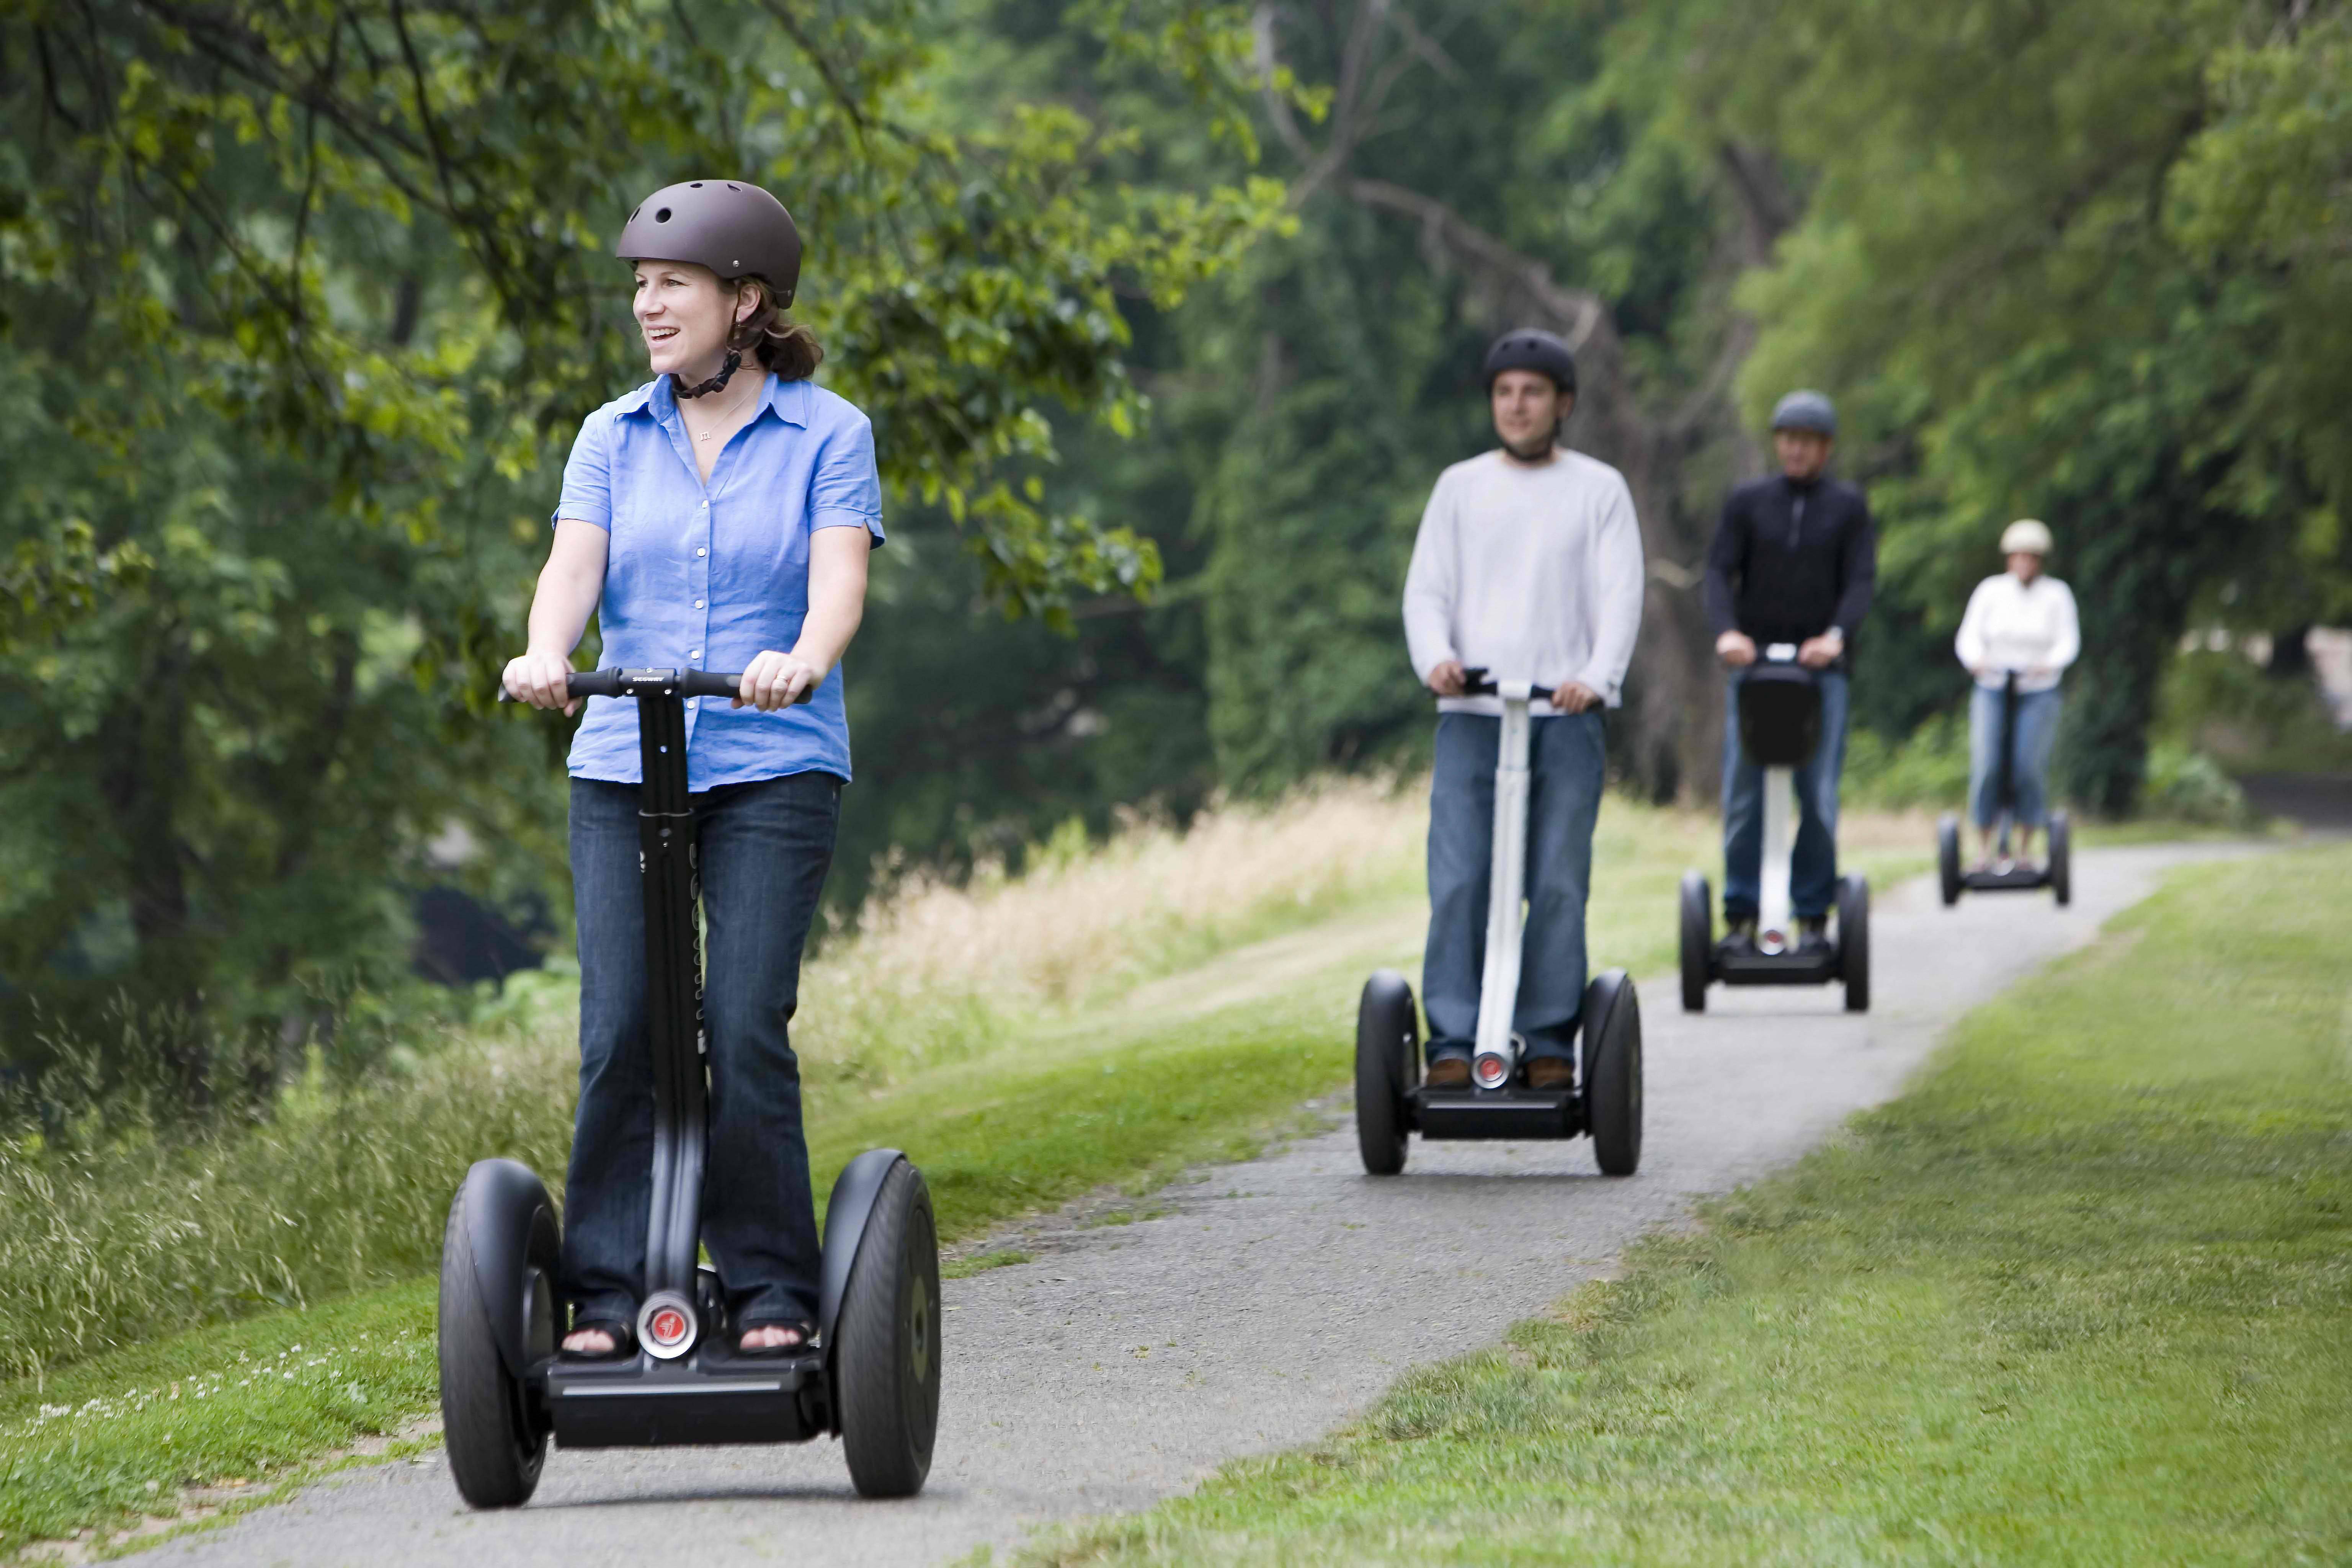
[1021,844,2352,1567]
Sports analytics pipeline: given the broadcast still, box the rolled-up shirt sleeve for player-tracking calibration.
[1576,473,1646,705]
[809,411,885,544]
[1401,474,1459,681]
[552,411,614,531]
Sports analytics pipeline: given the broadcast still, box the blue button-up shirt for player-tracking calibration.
[555,372,884,789]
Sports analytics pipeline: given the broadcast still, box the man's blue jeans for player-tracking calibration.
[1969,683,2062,829]
[1721,670,1849,922]
[562,771,839,1331]
[1423,711,1606,1065]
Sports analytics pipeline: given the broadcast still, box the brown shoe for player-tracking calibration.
[1425,1056,1471,1089]
[1526,1058,1575,1091]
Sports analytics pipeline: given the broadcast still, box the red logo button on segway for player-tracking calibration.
[650,1308,688,1347]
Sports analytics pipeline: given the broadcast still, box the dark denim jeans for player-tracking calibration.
[1969,683,2062,829]
[562,771,840,1330]
[1422,711,1606,1065]
[1721,669,1849,921]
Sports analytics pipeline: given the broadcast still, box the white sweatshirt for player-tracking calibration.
[1401,448,1646,716]
[1954,572,2080,692]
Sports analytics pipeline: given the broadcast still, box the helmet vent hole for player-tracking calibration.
[655,207,672,222]
[727,182,740,190]
[690,181,704,188]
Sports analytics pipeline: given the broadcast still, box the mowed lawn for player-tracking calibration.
[1034,844,2352,1566]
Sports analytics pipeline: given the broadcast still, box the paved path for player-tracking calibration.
[139,843,2245,1567]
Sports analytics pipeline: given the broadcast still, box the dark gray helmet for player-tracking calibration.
[1482,328,1577,394]
[616,180,802,306]
[1769,389,1838,437]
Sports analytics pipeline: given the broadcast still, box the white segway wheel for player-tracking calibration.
[1838,874,1870,1013]
[1937,814,1962,906]
[1353,970,1418,1176]
[1677,871,1712,1013]
[836,1158,941,1498]
[2049,811,2071,905]
[438,1162,558,1509]
[1581,971,1643,1177]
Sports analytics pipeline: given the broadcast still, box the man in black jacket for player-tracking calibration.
[1701,390,1877,947]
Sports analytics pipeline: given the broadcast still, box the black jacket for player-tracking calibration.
[1701,472,1877,656]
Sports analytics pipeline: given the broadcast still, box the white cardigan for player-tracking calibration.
[1955,573,2079,693]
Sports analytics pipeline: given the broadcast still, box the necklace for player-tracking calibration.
[691,379,760,442]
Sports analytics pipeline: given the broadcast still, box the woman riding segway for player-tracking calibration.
[501,180,885,1364]
[1951,519,2078,878]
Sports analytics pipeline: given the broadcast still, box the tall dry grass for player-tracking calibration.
[0,776,1428,1380]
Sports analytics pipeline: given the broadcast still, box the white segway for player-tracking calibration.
[1355,671,1643,1178]
[1679,645,1869,1013]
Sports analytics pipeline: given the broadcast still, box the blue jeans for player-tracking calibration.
[1970,684,2062,829]
[1721,670,1849,922]
[562,772,840,1330]
[1423,711,1606,1065]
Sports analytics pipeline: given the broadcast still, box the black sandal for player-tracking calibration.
[735,1319,816,1357]
[561,1319,636,1360]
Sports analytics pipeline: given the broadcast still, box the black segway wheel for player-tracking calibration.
[1581,970,1643,1176]
[1677,871,1712,1013]
[2048,810,2071,905]
[1353,970,1419,1175]
[836,1158,942,1498]
[1838,874,1870,1013]
[437,1162,558,1510]
[1937,814,1962,906]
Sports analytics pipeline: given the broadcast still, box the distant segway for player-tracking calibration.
[1938,670,2069,906]
[440,668,940,1509]
[1679,645,1869,1014]
[1355,672,1643,1179]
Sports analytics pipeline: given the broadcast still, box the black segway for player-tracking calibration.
[439,667,940,1509]
[1679,645,1869,1013]
[1354,673,1643,1178]
[1938,670,2069,906]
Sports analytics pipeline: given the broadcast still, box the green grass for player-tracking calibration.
[0,798,1924,1557]
[1027,844,2352,1566]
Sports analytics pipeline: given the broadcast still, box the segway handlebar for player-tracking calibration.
[497,667,813,705]
[1459,668,1570,699]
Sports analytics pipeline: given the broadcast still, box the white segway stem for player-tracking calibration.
[1472,682,1537,1089]
[1758,763,1795,954]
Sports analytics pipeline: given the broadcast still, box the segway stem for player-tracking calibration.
[1471,676,1541,1089]
[1996,669,2019,856]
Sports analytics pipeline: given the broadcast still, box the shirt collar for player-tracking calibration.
[612,371,807,428]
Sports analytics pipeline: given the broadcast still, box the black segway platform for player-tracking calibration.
[1355,969,1644,1178]
[441,669,940,1508]
[1678,651,1869,1014]
[1938,673,2070,906]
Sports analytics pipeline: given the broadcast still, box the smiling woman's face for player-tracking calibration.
[631,260,743,378]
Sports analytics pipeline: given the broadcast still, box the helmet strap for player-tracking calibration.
[673,349,743,400]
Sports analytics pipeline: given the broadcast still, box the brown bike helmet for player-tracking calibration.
[615,180,802,306]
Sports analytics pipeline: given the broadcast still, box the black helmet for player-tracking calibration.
[617,180,802,305]
[1769,389,1838,437]
[1481,328,1577,394]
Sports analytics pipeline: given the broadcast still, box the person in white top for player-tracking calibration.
[1400,328,1645,1091]
[1953,519,2079,868]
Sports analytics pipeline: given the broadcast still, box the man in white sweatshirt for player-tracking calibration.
[1401,328,1646,1090]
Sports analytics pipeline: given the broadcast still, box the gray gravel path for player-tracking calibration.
[136,843,2243,1567]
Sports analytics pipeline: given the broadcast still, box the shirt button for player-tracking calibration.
[696,547,707,557]
[690,649,702,659]
[701,501,709,510]
[694,599,705,609]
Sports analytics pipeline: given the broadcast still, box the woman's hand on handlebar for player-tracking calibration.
[1427,659,1469,697]
[504,648,581,715]
[737,649,823,711]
